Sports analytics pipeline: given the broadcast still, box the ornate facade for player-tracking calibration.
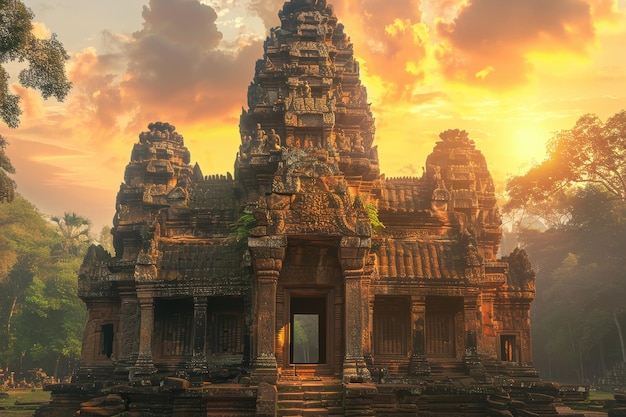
[39,1,560,417]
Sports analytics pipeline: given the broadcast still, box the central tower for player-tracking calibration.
[235,0,380,383]
[236,0,379,197]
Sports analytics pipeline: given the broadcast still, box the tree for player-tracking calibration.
[98,225,115,255]
[0,197,88,378]
[0,195,58,370]
[51,212,92,258]
[505,110,626,219]
[513,185,626,382]
[0,0,72,202]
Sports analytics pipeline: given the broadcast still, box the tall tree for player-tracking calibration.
[506,110,626,219]
[0,195,58,370]
[51,212,92,258]
[506,111,626,382]
[0,0,72,202]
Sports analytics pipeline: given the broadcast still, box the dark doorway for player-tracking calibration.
[290,296,326,364]
[373,296,410,355]
[500,335,517,362]
[425,296,463,357]
[100,324,114,358]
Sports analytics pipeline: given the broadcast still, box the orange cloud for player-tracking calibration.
[11,84,45,119]
[436,0,596,87]
[121,0,263,132]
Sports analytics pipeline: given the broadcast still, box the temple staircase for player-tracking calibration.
[427,359,469,382]
[276,378,344,417]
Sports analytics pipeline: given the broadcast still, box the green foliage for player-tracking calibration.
[365,202,385,231]
[0,135,15,203]
[505,110,626,224]
[230,212,256,247]
[514,185,626,383]
[0,0,72,203]
[0,196,87,378]
[51,212,92,258]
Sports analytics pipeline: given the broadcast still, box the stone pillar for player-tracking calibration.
[340,237,371,383]
[114,290,140,381]
[408,295,430,376]
[477,291,496,357]
[131,288,157,381]
[249,236,286,385]
[188,296,208,384]
[464,295,480,356]
[464,293,487,381]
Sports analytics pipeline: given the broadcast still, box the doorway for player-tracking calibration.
[290,296,327,364]
[425,296,463,358]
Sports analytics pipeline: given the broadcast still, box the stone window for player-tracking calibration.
[154,298,193,357]
[500,335,517,362]
[208,297,244,355]
[373,296,409,355]
[100,324,114,359]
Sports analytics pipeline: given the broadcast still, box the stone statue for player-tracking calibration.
[251,123,268,152]
[351,133,364,153]
[268,129,282,151]
[302,81,312,98]
[335,128,349,151]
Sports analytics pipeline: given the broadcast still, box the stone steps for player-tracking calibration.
[276,379,344,417]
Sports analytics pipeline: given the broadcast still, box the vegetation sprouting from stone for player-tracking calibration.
[230,211,257,248]
[365,202,385,231]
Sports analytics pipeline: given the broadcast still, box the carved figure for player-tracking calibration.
[268,129,282,151]
[251,123,268,152]
[302,81,312,98]
[239,134,252,160]
[335,128,349,151]
[352,133,364,153]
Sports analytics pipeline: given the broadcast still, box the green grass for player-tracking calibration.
[589,391,617,401]
[0,389,51,417]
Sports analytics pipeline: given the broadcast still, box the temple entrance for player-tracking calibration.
[425,296,463,358]
[290,295,327,364]
[282,290,336,376]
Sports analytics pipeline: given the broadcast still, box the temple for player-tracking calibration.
[38,1,569,416]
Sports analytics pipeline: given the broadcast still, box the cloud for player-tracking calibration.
[332,0,430,100]
[436,0,596,87]
[248,0,284,30]
[121,0,263,131]
[31,22,52,39]
[11,84,45,119]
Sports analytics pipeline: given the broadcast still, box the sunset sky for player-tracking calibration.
[2,0,626,231]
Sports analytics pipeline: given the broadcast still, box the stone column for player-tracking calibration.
[249,236,286,385]
[340,237,371,383]
[464,294,481,355]
[114,290,140,381]
[464,292,488,381]
[188,296,208,384]
[408,295,430,376]
[131,288,157,380]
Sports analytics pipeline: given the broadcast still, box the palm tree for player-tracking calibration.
[51,212,91,258]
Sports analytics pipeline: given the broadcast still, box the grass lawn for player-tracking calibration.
[0,389,51,417]
[589,391,618,401]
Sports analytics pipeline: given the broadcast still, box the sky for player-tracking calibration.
[2,0,626,232]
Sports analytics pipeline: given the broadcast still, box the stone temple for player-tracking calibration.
[38,1,570,416]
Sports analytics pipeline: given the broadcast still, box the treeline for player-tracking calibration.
[0,196,93,381]
[505,110,626,384]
